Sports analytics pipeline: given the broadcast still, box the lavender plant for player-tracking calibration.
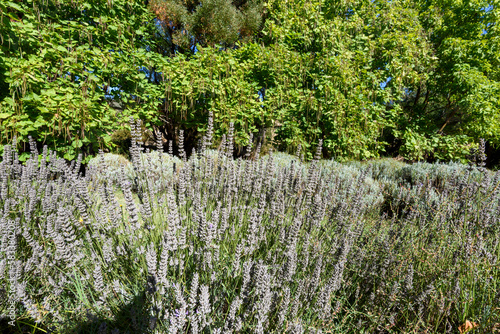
[0,126,498,334]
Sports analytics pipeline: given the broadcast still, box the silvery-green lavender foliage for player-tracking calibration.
[349,158,489,191]
[393,161,488,191]
[345,158,407,182]
[271,152,301,168]
[87,153,132,185]
[0,130,499,333]
[319,160,385,216]
[88,151,183,189]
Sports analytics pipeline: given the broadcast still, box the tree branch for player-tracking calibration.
[438,106,458,133]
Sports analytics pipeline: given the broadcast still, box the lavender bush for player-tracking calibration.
[87,150,184,186]
[0,123,499,333]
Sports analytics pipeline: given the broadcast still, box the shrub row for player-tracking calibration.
[0,120,498,333]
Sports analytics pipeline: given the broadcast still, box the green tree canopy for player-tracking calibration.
[0,0,160,161]
[149,0,265,55]
[0,0,499,164]
[260,0,499,161]
[396,0,500,160]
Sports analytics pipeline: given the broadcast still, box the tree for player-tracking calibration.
[260,0,499,162]
[395,0,500,161]
[148,0,265,55]
[0,0,160,161]
[258,0,435,160]
[1,0,498,164]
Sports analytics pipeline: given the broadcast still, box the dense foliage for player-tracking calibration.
[148,0,264,55]
[0,119,499,333]
[260,0,500,161]
[0,0,159,162]
[0,0,499,164]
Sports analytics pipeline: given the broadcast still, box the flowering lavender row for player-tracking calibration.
[0,128,499,333]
